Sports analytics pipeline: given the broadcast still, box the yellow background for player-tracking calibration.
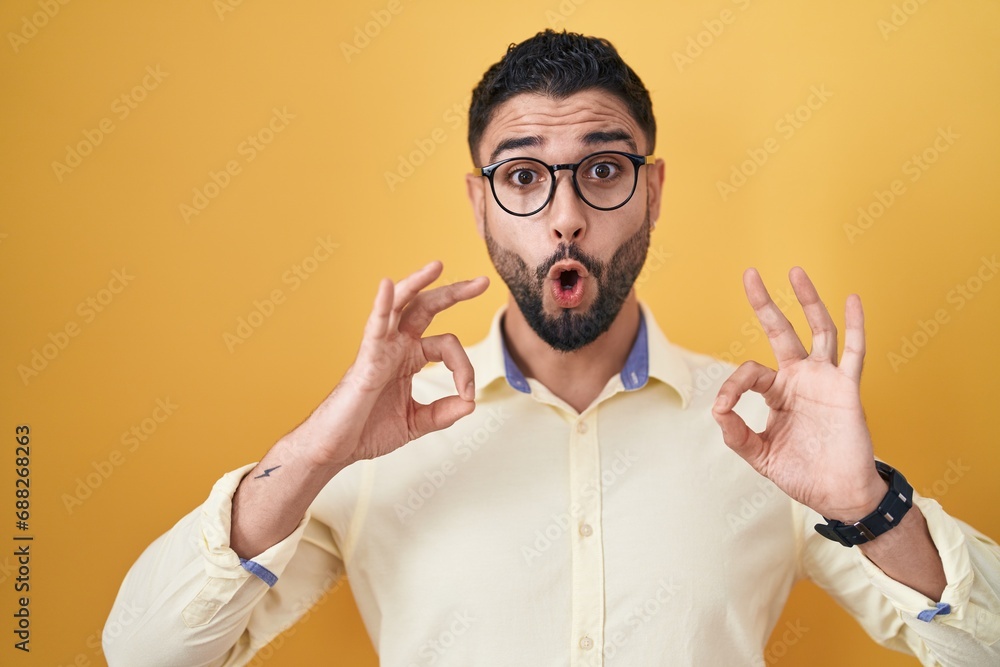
[2,0,998,665]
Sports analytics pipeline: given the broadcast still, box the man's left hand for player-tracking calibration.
[712,267,888,522]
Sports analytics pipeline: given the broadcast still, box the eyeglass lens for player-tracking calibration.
[491,152,637,215]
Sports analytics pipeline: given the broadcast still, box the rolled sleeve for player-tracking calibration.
[854,494,975,624]
[800,491,1000,666]
[105,463,342,667]
[199,463,311,587]
[177,463,312,629]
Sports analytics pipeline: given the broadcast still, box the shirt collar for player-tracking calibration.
[468,304,692,408]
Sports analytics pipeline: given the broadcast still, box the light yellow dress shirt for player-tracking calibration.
[105,304,1000,666]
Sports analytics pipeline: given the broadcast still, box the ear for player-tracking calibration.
[645,158,666,230]
[465,172,487,239]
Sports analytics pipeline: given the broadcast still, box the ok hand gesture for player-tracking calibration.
[712,267,887,522]
[297,261,489,471]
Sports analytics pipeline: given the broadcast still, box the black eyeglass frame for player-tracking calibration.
[477,151,656,217]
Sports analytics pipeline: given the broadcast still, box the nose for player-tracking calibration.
[546,169,587,242]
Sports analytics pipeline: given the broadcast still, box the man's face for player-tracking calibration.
[466,89,665,351]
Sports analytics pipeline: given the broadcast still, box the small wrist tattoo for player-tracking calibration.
[254,465,282,479]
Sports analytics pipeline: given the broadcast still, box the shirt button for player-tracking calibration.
[576,421,588,434]
[580,636,594,650]
[579,523,593,537]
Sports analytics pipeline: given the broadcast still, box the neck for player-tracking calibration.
[501,293,641,413]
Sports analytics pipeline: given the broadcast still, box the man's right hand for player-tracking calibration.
[289,260,490,471]
[229,261,488,559]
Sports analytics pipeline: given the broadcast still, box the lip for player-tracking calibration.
[546,260,589,281]
[548,260,587,309]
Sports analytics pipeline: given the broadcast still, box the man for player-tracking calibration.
[105,31,1000,666]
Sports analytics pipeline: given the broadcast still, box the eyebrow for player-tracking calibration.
[488,136,543,164]
[487,129,640,165]
[582,130,638,153]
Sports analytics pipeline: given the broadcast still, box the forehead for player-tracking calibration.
[478,89,645,164]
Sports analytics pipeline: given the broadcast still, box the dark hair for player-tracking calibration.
[468,29,656,165]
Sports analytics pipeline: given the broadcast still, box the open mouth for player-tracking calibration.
[548,261,588,308]
[559,269,580,291]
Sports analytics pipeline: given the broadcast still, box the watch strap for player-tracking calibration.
[814,461,913,547]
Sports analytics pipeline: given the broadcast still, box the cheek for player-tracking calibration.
[610,198,649,238]
[485,215,547,262]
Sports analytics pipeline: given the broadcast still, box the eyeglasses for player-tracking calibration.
[477,151,656,217]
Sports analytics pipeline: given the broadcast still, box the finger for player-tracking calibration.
[363,278,394,342]
[840,293,866,382]
[713,360,777,413]
[400,276,490,336]
[409,396,476,440]
[389,261,445,331]
[422,333,476,401]
[743,268,808,369]
[713,404,766,469]
[712,360,776,466]
[788,266,838,363]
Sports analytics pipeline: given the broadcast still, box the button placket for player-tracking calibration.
[569,413,604,666]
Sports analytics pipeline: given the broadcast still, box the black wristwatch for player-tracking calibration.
[814,461,913,547]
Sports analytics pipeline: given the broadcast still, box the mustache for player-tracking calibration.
[533,243,605,283]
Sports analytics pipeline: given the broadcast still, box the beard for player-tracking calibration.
[484,213,651,352]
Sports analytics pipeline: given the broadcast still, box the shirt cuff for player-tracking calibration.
[854,491,974,625]
[198,462,311,587]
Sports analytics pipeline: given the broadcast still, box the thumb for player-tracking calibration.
[410,396,476,440]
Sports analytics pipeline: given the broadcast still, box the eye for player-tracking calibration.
[512,169,538,186]
[500,161,545,188]
[583,159,622,181]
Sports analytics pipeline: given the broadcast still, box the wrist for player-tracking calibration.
[281,432,351,479]
[858,501,923,553]
[834,475,890,524]
[814,461,914,548]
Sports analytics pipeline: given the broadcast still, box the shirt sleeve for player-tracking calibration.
[103,463,345,667]
[797,491,1000,666]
